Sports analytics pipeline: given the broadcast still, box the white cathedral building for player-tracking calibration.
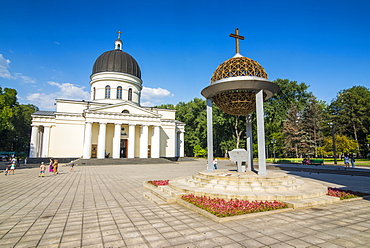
[29,36,185,159]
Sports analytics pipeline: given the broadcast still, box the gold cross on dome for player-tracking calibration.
[117,30,122,39]
[229,28,244,54]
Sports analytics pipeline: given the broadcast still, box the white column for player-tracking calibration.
[83,122,92,159]
[29,125,39,158]
[41,126,51,157]
[128,124,135,158]
[206,99,214,172]
[246,114,253,171]
[113,123,121,159]
[97,122,107,159]
[140,125,149,158]
[151,125,160,158]
[179,131,185,157]
[256,90,267,176]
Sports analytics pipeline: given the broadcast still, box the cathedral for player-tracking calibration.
[29,34,185,159]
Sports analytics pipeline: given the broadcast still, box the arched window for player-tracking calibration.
[105,85,111,99]
[116,86,122,99]
[122,109,129,114]
[128,88,133,101]
[93,87,96,100]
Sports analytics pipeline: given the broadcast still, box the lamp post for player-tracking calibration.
[329,123,337,165]
[271,139,276,163]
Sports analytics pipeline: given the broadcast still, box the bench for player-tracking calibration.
[308,159,324,165]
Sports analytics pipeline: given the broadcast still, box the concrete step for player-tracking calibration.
[143,191,169,205]
[76,158,174,166]
[185,177,304,192]
[193,174,297,186]
[149,187,177,203]
[169,177,327,201]
[283,195,340,209]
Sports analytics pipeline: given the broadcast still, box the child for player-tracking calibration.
[39,162,45,177]
[4,166,9,176]
[69,161,75,172]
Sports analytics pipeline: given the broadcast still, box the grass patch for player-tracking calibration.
[181,194,288,217]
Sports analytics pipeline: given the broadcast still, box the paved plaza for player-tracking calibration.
[1,159,370,248]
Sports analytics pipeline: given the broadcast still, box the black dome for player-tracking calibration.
[92,50,141,79]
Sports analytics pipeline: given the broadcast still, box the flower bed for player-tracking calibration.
[327,187,367,200]
[181,194,288,217]
[148,180,169,186]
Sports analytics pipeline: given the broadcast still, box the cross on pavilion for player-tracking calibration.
[229,28,245,54]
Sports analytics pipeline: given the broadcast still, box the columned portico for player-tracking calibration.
[112,123,121,159]
[140,125,149,158]
[128,124,135,158]
[151,125,160,158]
[179,131,185,157]
[30,125,39,158]
[97,122,107,159]
[41,125,51,157]
[83,122,93,159]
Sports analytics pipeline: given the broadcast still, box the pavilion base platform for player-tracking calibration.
[143,169,340,209]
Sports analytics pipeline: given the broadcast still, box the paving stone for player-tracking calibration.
[1,160,370,247]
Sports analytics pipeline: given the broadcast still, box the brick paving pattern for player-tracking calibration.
[1,160,370,247]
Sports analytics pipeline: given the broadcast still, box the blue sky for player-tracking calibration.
[1,0,370,110]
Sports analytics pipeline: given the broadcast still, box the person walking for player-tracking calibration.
[39,162,45,177]
[9,159,16,175]
[49,159,54,173]
[350,155,356,168]
[344,155,350,168]
[213,158,218,170]
[53,159,59,175]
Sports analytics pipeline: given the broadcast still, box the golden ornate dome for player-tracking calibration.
[210,56,268,84]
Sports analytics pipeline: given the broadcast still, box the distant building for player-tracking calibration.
[30,35,185,159]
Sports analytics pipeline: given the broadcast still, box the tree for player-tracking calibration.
[265,79,312,157]
[0,87,38,154]
[319,135,358,158]
[329,86,370,156]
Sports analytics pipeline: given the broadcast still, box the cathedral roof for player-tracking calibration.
[92,49,141,79]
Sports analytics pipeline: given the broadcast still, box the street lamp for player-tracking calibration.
[328,123,337,165]
[271,139,276,163]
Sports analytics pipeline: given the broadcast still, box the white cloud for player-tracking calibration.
[0,54,14,79]
[26,81,90,110]
[0,54,36,83]
[13,73,36,84]
[141,86,173,106]
[54,41,61,45]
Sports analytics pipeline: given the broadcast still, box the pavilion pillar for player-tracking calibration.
[112,123,121,159]
[246,114,253,171]
[140,125,148,158]
[97,122,107,159]
[128,124,135,158]
[256,90,267,176]
[206,98,214,172]
[83,122,92,159]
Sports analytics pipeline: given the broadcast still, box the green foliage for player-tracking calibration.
[319,135,358,156]
[328,86,370,156]
[193,144,207,157]
[0,87,38,153]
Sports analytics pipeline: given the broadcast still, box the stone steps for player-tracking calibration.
[283,195,340,209]
[143,191,169,205]
[193,174,297,186]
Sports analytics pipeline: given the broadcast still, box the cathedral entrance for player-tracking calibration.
[120,139,128,158]
[91,144,97,158]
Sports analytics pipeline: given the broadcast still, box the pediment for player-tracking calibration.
[87,101,161,117]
